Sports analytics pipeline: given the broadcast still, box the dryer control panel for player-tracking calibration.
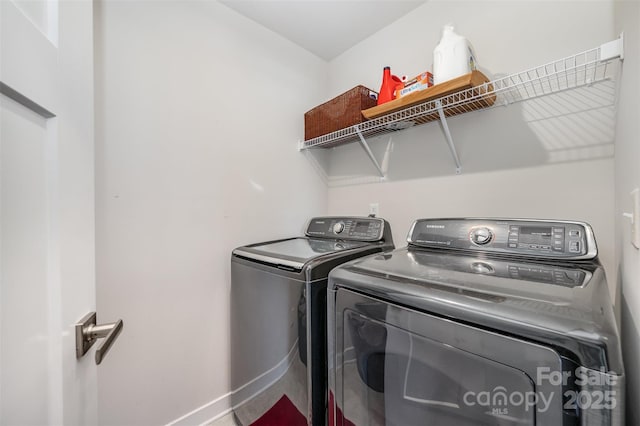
[407,218,597,260]
[306,217,385,242]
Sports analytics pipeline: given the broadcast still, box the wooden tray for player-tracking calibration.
[362,70,495,119]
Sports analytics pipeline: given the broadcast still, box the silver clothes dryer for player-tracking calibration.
[231,217,394,426]
[328,218,624,426]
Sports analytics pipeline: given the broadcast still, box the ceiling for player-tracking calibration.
[220,1,428,61]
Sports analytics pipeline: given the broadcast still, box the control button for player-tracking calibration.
[529,244,539,249]
[553,227,565,233]
[508,243,517,248]
[332,222,345,234]
[509,226,519,231]
[553,246,563,252]
[569,241,580,252]
[470,227,494,246]
[569,230,580,237]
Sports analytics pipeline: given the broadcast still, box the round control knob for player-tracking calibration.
[470,227,493,246]
[332,222,345,234]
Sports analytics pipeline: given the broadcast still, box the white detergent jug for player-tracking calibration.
[433,25,477,85]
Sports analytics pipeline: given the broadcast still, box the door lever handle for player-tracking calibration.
[75,312,124,365]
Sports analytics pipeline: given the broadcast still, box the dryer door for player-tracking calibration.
[331,288,568,426]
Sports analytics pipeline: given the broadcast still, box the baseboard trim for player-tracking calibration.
[167,341,299,426]
[166,392,233,426]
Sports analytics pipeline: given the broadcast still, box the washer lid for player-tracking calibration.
[330,247,623,373]
[233,237,369,270]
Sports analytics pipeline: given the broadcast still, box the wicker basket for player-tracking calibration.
[304,86,378,141]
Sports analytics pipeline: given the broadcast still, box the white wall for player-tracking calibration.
[329,158,615,259]
[326,1,619,295]
[614,1,640,424]
[93,1,327,424]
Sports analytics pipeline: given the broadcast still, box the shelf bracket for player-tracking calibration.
[355,126,385,178]
[600,33,624,61]
[435,100,462,174]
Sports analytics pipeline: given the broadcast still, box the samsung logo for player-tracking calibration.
[425,224,445,229]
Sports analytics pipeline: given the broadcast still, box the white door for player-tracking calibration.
[1,1,107,424]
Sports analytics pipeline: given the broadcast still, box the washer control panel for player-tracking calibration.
[306,217,385,241]
[408,218,597,260]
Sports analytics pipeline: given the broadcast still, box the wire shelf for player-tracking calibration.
[299,37,623,151]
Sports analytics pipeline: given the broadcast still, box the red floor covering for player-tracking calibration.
[250,395,307,426]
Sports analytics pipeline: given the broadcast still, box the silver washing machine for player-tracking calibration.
[328,218,624,426]
[231,217,394,426]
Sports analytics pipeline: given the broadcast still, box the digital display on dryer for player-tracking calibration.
[354,221,369,233]
[519,226,552,245]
